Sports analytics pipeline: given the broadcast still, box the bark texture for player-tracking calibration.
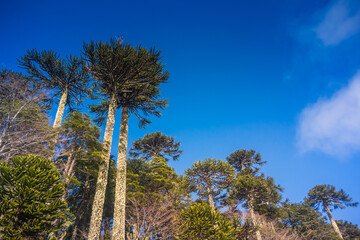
[249,200,262,240]
[53,90,68,128]
[324,204,343,239]
[112,107,129,240]
[88,95,117,240]
[206,186,215,210]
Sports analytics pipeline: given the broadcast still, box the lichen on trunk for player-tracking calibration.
[53,90,68,129]
[206,185,215,210]
[112,107,129,240]
[249,199,262,240]
[324,204,343,239]
[88,95,117,240]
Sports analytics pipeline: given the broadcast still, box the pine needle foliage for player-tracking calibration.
[230,173,283,211]
[0,155,68,239]
[307,184,358,212]
[226,149,266,173]
[18,49,90,111]
[280,202,341,240]
[178,203,235,240]
[129,131,182,161]
[306,184,358,239]
[83,38,169,128]
[185,159,235,209]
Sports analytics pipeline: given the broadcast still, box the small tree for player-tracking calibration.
[178,203,235,240]
[0,155,68,239]
[185,158,235,210]
[306,184,359,239]
[129,131,182,161]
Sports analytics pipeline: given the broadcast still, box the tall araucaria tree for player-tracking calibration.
[18,49,90,129]
[129,131,182,161]
[185,158,235,210]
[83,38,168,240]
[306,184,358,239]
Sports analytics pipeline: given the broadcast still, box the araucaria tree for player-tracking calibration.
[229,172,283,240]
[186,158,235,210]
[226,149,266,173]
[84,38,168,240]
[126,157,188,239]
[0,155,68,239]
[306,184,359,239]
[129,131,182,161]
[18,49,90,129]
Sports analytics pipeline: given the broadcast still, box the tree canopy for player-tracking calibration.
[129,131,182,161]
[0,155,68,239]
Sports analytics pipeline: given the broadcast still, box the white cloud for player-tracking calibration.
[298,71,360,157]
[315,0,360,46]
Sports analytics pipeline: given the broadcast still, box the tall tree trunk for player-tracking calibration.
[324,204,343,239]
[112,107,129,240]
[249,199,262,240]
[88,94,117,240]
[206,185,215,210]
[53,90,68,129]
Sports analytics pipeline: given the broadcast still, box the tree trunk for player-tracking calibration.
[249,200,262,240]
[88,94,117,240]
[112,107,129,240]
[324,204,343,239]
[53,90,68,129]
[206,186,215,210]
[71,225,78,240]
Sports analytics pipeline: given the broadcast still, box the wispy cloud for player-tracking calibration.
[315,0,360,46]
[297,71,360,157]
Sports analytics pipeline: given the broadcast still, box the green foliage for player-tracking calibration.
[230,172,282,211]
[226,149,266,173]
[55,111,105,239]
[58,111,103,178]
[18,49,90,111]
[280,202,341,240]
[306,184,358,212]
[83,38,169,127]
[129,131,182,161]
[0,155,67,239]
[126,157,189,239]
[127,156,188,204]
[185,158,235,208]
[336,220,360,239]
[229,216,256,240]
[178,203,235,240]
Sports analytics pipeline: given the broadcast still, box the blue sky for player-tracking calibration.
[1,0,360,225]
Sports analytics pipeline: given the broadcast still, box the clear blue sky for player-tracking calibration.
[1,0,360,225]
